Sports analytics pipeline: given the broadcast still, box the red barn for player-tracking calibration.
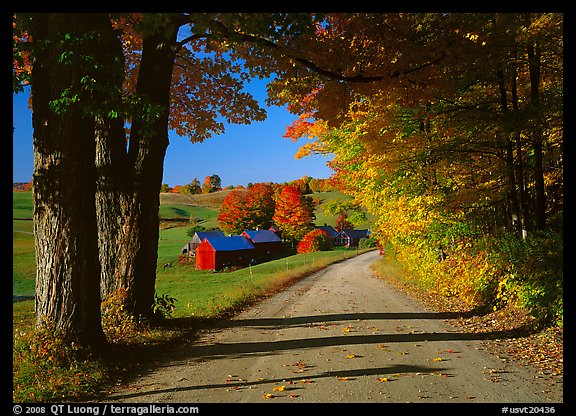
[195,236,255,271]
[241,229,283,261]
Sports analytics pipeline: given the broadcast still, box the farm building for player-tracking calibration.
[269,224,282,239]
[195,236,255,271]
[314,224,338,243]
[182,230,225,255]
[336,229,370,247]
[241,229,283,260]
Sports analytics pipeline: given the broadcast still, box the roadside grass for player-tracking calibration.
[156,247,368,318]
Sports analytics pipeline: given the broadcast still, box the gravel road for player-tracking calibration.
[105,250,560,404]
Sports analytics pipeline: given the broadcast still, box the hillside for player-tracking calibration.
[12,188,370,228]
[159,188,369,229]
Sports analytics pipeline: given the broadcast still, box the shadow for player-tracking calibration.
[211,308,492,330]
[168,207,190,218]
[98,307,538,401]
[107,364,445,401]
[13,295,34,303]
[175,324,538,362]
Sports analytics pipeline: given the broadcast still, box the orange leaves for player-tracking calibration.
[218,183,276,234]
[297,229,332,254]
[273,185,315,243]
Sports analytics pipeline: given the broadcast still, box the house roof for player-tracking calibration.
[192,230,225,243]
[338,229,369,239]
[314,225,338,238]
[242,229,282,243]
[203,236,255,251]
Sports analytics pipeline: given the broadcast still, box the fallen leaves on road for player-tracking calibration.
[376,377,392,382]
[263,393,274,399]
[273,385,286,392]
[346,353,361,359]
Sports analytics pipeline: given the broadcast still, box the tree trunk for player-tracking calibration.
[129,23,178,317]
[526,16,546,230]
[30,13,106,347]
[510,61,530,239]
[497,68,521,235]
[96,17,180,318]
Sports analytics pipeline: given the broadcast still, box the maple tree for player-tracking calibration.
[202,174,222,194]
[297,229,332,254]
[334,212,354,233]
[272,185,315,244]
[218,182,276,234]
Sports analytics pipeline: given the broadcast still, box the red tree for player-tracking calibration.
[297,229,332,254]
[218,183,276,234]
[272,185,315,244]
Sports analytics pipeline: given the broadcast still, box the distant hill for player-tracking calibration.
[13,182,31,192]
[13,188,372,229]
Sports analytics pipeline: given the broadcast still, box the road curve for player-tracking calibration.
[105,251,559,403]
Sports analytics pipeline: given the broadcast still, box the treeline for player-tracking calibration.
[161,175,336,195]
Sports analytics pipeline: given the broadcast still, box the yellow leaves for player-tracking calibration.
[346,353,361,359]
[263,393,274,399]
[273,385,286,392]
[376,377,391,382]
[433,357,445,362]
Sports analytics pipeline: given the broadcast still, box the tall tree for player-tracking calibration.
[25,13,123,346]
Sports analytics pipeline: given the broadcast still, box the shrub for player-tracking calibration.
[100,288,138,344]
[297,229,333,254]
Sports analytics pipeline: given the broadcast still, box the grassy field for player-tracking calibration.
[12,188,371,302]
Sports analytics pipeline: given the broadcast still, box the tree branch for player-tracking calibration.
[211,19,446,84]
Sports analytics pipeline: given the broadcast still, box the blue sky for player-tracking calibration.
[12,79,333,188]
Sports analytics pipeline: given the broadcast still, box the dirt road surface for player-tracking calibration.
[105,251,561,404]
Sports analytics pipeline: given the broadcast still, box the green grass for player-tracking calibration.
[13,220,36,297]
[13,191,33,219]
[156,248,367,318]
[158,203,218,222]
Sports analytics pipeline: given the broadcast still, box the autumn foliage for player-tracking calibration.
[297,229,332,254]
[272,185,315,243]
[269,13,563,325]
[218,183,276,234]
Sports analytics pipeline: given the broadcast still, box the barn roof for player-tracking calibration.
[339,229,369,239]
[204,236,255,251]
[314,225,338,238]
[193,230,225,243]
[243,229,282,243]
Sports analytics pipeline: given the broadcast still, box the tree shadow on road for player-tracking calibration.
[105,363,445,401]
[98,306,538,401]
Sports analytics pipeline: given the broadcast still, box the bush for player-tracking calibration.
[358,236,378,249]
[493,230,563,326]
[100,288,138,344]
[297,229,333,254]
[13,320,106,402]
